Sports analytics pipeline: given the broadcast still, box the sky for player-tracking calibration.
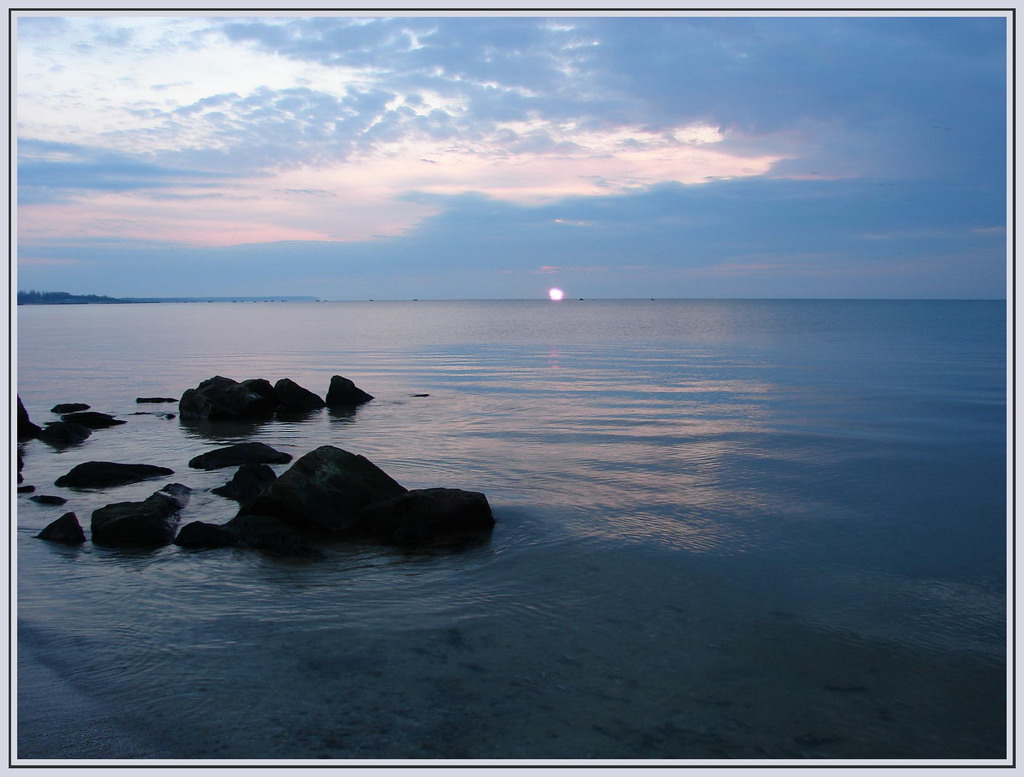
[14,11,1009,300]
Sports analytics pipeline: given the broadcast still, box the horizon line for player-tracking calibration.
[13,294,1009,303]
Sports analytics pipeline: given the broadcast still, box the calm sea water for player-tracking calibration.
[14,299,1008,762]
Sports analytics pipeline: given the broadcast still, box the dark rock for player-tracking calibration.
[223,514,320,556]
[30,495,67,505]
[55,461,175,489]
[135,397,177,404]
[36,512,86,545]
[241,378,280,404]
[178,376,281,421]
[174,521,235,549]
[238,445,405,533]
[91,483,191,547]
[274,378,326,411]
[17,450,23,483]
[60,411,126,428]
[360,488,495,545]
[18,397,41,440]
[154,482,191,508]
[411,394,430,398]
[211,462,277,502]
[50,403,90,413]
[188,442,292,471]
[325,375,374,407]
[18,485,35,493]
[174,514,318,556]
[38,421,92,446]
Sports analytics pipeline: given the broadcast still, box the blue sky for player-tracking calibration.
[15,12,1008,300]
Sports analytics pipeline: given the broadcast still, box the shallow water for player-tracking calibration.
[14,299,1007,762]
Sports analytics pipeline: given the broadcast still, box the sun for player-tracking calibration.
[548,287,565,301]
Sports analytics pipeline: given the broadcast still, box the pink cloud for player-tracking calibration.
[17,122,789,250]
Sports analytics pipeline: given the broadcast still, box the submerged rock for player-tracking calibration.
[274,378,326,411]
[360,488,495,545]
[55,461,175,489]
[188,442,292,471]
[238,445,406,533]
[38,421,92,447]
[59,411,126,429]
[211,462,277,503]
[135,397,177,404]
[18,397,41,440]
[36,512,86,545]
[91,483,191,547]
[50,402,90,413]
[178,376,280,421]
[325,375,374,407]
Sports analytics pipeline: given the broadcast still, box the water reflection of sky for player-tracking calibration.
[17,300,1005,591]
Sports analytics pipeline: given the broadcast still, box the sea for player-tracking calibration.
[13,298,1009,763]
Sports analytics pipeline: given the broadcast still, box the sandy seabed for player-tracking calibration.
[17,593,1006,763]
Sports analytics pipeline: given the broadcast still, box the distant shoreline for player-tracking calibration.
[17,291,317,305]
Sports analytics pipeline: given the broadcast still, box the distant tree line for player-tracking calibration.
[17,290,125,305]
[17,290,319,305]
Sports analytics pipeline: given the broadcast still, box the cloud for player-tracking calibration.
[17,139,229,203]
[14,13,1008,299]
[19,15,1006,195]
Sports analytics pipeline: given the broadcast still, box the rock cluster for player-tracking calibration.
[19,397,125,448]
[182,444,494,551]
[178,375,372,421]
[24,376,494,557]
